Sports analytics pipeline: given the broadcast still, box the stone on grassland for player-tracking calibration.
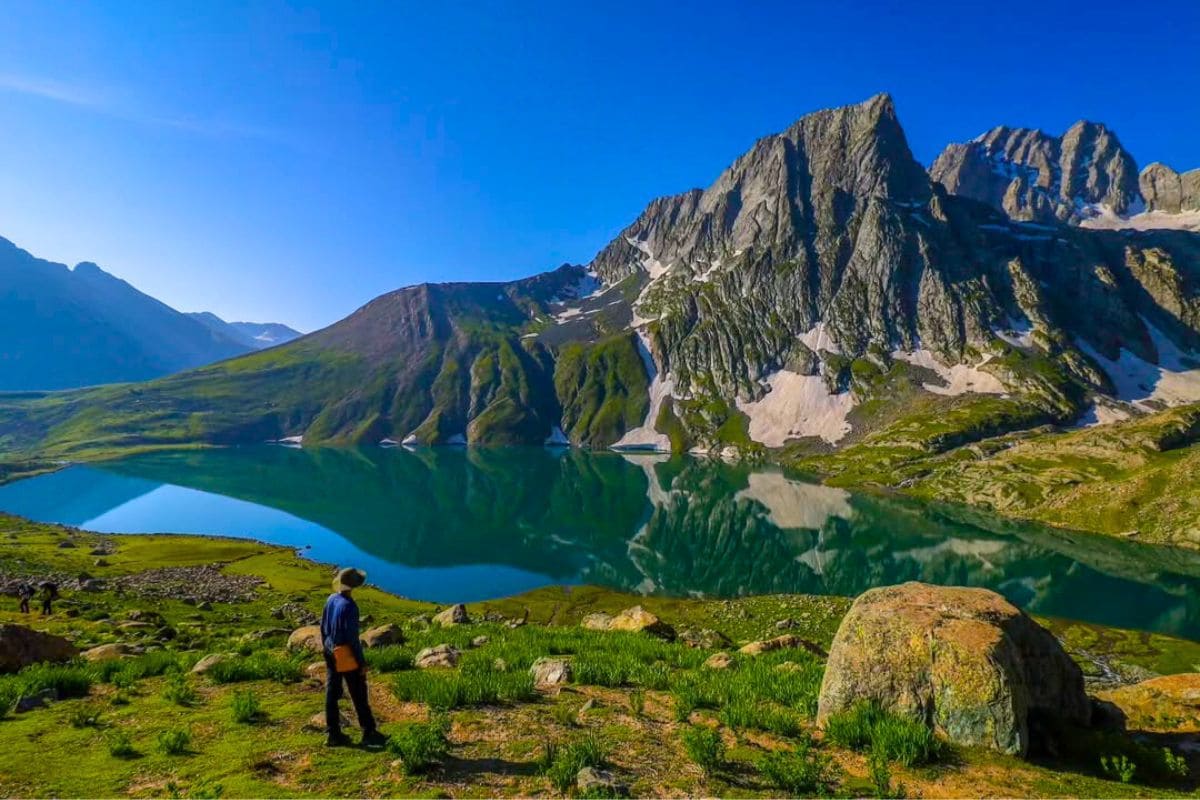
[816,582,1089,756]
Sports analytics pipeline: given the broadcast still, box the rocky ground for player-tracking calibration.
[0,514,1199,798]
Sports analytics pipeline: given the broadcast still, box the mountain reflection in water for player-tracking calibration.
[0,446,1196,640]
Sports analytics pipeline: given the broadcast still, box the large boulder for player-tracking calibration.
[361,623,404,648]
[0,624,78,672]
[607,606,675,640]
[816,582,1089,756]
[1097,673,1200,733]
[287,625,323,653]
[432,604,469,626]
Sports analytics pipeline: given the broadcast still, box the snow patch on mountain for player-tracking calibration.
[736,370,855,445]
[892,350,1007,396]
[611,331,674,452]
[1079,209,1200,232]
[1077,320,1200,410]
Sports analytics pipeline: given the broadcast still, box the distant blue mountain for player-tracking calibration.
[0,236,292,390]
[187,312,301,350]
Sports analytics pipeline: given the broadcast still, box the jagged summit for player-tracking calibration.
[930,121,1140,223]
[591,94,929,286]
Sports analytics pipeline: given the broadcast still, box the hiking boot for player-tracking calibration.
[325,731,352,748]
[360,730,387,748]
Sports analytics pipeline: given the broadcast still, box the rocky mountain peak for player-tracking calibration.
[589,94,931,286]
[1140,162,1200,213]
[931,120,1140,223]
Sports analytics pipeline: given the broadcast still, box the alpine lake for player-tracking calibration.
[1,445,1197,641]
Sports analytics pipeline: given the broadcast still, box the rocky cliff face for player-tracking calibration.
[1140,163,1200,213]
[6,95,1200,457]
[929,122,1140,224]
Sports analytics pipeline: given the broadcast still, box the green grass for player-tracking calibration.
[387,719,451,775]
[157,727,193,756]
[544,733,610,793]
[681,725,725,775]
[202,652,304,685]
[390,667,536,710]
[163,673,201,707]
[758,736,840,797]
[229,690,261,724]
[823,701,944,767]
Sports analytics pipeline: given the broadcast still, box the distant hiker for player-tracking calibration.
[38,581,58,615]
[17,583,34,614]
[320,567,385,748]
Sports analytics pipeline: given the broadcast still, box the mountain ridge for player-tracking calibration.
[3,94,1200,465]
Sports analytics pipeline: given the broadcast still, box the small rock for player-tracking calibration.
[774,661,804,673]
[197,601,213,612]
[306,711,353,731]
[15,689,56,712]
[679,628,733,649]
[415,644,460,669]
[192,653,236,675]
[56,540,76,549]
[530,657,573,687]
[410,613,432,628]
[287,625,323,653]
[117,621,153,631]
[470,635,489,648]
[361,623,404,648]
[738,634,825,657]
[155,626,177,642]
[93,558,109,568]
[579,698,595,715]
[432,604,469,626]
[581,612,614,631]
[492,658,509,672]
[576,766,624,796]
[775,618,796,630]
[241,628,292,642]
[82,643,135,662]
[704,652,735,670]
[607,606,675,640]
[305,662,327,680]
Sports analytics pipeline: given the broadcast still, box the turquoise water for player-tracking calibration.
[1,446,1197,639]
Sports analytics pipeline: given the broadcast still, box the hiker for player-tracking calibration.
[320,567,385,748]
[37,581,58,616]
[17,582,34,614]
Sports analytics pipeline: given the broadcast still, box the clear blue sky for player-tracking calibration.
[0,1,1196,332]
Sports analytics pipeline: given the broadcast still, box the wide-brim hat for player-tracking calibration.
[333,567,367,593]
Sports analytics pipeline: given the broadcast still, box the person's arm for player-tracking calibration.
[348,601,367,670]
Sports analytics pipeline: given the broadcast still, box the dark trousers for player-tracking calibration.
[324,653,376,735]
[41,599,52,615]
[19,597,30,614]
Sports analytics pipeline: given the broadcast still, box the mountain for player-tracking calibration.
[4,94,1200,466]
[931,122,1200,232]
[0,237,252,390]
[187,312,302,350]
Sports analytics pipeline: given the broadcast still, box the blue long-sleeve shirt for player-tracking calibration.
[320,592,365,669]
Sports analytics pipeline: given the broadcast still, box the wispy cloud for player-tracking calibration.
[0,72,295,146]
[0,73,112,110]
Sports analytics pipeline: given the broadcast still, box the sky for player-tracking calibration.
[0,1,1197,332]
